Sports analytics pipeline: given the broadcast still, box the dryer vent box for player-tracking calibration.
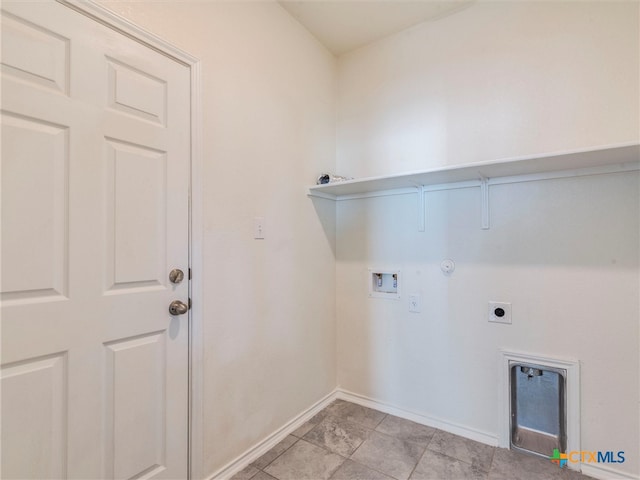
[368,269,400,299]
[510,362,567,458]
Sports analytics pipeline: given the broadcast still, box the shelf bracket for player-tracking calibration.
[480,177,490,230]
[417,186,425,232]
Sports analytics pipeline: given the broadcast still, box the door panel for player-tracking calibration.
[1,112,69,303]
[107,58,167,126]
[105,139,167,292]
[1,2,190,478]
[1,353,68,479]
[105,332,167,480]
[0,10,70,94]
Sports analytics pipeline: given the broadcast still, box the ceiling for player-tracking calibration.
[279,1,475,56]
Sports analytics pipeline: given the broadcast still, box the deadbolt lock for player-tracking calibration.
[169,269,185,284]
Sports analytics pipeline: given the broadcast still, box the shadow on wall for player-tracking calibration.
[310,196,338,258]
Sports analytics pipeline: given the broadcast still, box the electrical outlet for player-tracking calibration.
[254,217,265,239]
[489,301,511,324]
[409,294,421,313]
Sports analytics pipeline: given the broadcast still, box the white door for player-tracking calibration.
[1,1,191,478]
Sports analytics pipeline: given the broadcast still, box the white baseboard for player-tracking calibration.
[208,390,338,480]
[580,462,639,480]
[335,388,499,447]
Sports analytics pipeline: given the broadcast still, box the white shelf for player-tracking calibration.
[308,143,639,200]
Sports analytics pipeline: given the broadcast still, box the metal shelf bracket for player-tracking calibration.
[481,177,490,230]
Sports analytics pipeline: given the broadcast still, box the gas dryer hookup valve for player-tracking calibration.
[317,173,353,185]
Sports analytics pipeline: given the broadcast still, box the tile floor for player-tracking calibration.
[231,400,594,480]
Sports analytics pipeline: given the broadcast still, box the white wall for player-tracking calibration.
[97,1,337,476]
[337,1,639,178]
[336,174,639,476]
[336,1,639,477]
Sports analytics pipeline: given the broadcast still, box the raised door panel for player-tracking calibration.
[0,353,67,479]
[1,112,69,304]
[0,11,69,94]
[105,333,166,479]
[105,138,167,294]
[107,57,167,126]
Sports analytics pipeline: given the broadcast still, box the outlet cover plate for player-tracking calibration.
[409,294,421,313]
[489,301,512,324]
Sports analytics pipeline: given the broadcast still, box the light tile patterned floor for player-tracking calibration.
[231,400,593,480]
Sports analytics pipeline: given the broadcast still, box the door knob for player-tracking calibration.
[169,269,185,284]
[169,300,189,316]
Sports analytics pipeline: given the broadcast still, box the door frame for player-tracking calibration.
[55,1,204,478]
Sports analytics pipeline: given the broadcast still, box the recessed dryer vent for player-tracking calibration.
[368,269,400,299]
[510,361,566,458]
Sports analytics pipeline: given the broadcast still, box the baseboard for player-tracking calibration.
[580,462,639,480]
[208,390,338,480]
[335,388,499,447]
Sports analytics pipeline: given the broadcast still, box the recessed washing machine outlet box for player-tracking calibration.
[489,301,512,324]
[368,269,400,299]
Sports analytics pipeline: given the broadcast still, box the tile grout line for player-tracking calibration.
[426,430,497,473]
[404,438,432,480]
[348,418,436,480]
[303,409,399,480]
[486,445,497,475]
[253,435,301,475]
